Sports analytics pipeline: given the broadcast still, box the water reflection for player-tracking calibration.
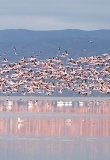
[0,117,110,137]
[0,98,110,114]
[0,98,110,160]
[0,140,110,160]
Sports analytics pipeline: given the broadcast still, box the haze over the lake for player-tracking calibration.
[0,0,110,31]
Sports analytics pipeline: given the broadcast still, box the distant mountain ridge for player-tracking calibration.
[1,29,110,39]
[0,29,110,61]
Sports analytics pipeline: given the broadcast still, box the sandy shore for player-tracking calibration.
[0,96,109,101]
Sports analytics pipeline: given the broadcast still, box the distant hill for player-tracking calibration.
[0,29,110,61]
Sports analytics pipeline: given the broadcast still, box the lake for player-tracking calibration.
[0,97,110,160]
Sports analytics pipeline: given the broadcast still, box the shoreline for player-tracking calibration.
[0,112,110,118]
[0,96,109,101]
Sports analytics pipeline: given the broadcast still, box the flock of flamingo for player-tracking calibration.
[0,49,110,96]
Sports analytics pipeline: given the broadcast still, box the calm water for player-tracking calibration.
[0,97,110,160]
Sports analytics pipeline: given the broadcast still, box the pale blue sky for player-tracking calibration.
[0,0,110,30]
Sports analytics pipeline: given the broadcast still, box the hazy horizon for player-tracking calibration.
[0,28,110,32]
[0,0,110,31]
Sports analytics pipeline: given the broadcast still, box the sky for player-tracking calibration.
[0,0,110,31]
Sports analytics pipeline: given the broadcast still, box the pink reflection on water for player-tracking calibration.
[0,99,110,160]
[0,117,110,137]
[0,99,110,114]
